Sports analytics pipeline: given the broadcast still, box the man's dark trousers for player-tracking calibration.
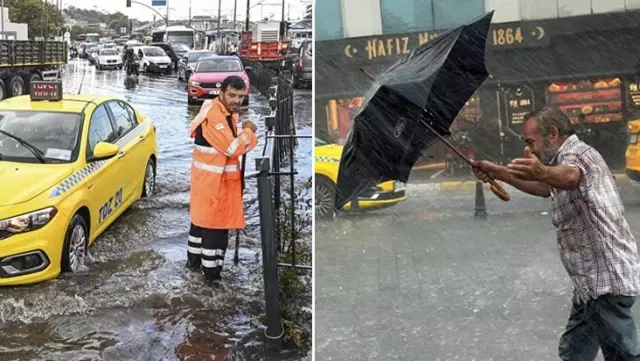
[559,294,640,361]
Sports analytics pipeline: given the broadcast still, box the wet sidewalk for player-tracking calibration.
[315,194,640,360]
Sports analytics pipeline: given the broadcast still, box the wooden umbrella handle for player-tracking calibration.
[487,179,510,201]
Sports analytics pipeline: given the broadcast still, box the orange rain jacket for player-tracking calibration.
[189,98,258,229]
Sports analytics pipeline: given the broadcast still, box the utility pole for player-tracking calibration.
[217,0,222,35]
[44,0,49,40]
[245,0,250,31]
[188,0,192,27]
[166,0,169,26]
[1,0,5,40]
[281,0,285,21]
[233,0,237,30]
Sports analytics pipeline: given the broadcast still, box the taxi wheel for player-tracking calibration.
[61,214,88,273]
[142,158,156,197]
[315,176,336,219]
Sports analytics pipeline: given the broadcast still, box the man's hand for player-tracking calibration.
[470,159,505,182]
[242,120,257,133]
[506,147,548,182]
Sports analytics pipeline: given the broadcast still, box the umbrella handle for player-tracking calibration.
[488,179,510,201]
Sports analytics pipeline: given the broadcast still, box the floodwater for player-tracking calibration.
[0,60,312,361]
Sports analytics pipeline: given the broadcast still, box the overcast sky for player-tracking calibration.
[60,0,310,22]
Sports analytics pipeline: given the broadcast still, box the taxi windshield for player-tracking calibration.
[0,111,83,164]
[100,49,117,56]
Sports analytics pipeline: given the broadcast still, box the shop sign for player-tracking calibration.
[628,79,640,107]
[503,85,535,125]
[341,22,549,63]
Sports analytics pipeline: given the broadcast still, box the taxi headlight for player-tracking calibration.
[630,134,638,145]
[394,182,406,191]
[0,207,58,237]
[190,80,200,86]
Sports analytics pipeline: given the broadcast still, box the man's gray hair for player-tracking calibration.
[525,106,573,137]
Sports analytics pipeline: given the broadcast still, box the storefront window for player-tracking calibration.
[521,0,559,20]
[380,0,434,34]
[433,0,485,29]
[316,0,344,40]
[326,97,365,145]
[545,78,623,123]
[451,92,483,131]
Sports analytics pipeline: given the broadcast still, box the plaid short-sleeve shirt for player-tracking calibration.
[550,134,640,302]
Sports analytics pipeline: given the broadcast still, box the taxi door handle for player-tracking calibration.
[117,151,126,159]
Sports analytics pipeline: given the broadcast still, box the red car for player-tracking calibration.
[187,55,251,106]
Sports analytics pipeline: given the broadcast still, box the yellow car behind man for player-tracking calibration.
[0,82,158,286]
[315,140,407,219]
[627,119,640,182]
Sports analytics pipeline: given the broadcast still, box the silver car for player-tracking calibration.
[293,40,312,88]
[177,50,216,82]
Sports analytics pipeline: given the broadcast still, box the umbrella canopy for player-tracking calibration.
[335,12,495,209]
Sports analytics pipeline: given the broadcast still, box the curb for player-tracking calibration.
[409,173,631,195]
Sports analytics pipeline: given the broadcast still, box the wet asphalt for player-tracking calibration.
[0,59,312,361]
[315,179,640,361]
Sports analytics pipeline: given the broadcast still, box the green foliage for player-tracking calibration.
[6,0,63,39]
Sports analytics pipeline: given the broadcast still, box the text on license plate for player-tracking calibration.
[209,90,219,95]
[159,65,167,68]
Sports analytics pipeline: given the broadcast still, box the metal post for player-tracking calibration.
[44,0,48,40]
[257,158,284,348]
[245,0,250,31]
[281,0,285,21]
[217,0,222,37]
[188,0,192,28]
[289,120,296,267]
[166,0,169,25]
[233,0,238,29]
[1,0,5,40]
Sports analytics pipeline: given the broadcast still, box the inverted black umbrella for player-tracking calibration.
[335,11,509,209]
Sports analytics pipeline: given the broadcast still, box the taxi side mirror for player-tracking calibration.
[90,142,120,161]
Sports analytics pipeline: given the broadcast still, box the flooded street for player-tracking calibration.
[0,60,312,361]
[315,180,640,360]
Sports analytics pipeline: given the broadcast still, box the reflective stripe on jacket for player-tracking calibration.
[189,98,258,229]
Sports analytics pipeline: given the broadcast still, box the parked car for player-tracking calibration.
[293,39,312,88]
[150,42,191,70]
[93,48,123,70]
[177,50,215,81]
[134,46,172,74]
[187,55,251,106]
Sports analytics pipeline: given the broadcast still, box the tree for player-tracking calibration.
[6,0,63,39]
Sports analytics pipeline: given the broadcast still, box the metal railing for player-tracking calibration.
[245,64,311,348]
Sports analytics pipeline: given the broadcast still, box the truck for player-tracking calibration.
[239,21,289,70]
[0,40,67,100]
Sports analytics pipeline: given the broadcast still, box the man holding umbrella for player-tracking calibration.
[472,106,640,360]
[186,75,258,282]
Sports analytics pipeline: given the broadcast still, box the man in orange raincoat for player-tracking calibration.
[187,75,258,281]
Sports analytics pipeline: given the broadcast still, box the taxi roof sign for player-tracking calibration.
[30,81,63,101]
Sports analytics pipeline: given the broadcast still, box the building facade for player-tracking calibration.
[316,0,640,169]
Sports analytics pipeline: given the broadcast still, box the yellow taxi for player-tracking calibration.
[626,119,640,181]
[315,139,407,219]
[0,81,158,286]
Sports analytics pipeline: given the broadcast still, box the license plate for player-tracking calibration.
[209,90,219,95]
[630,134,638,144]
[159,65,167,68]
